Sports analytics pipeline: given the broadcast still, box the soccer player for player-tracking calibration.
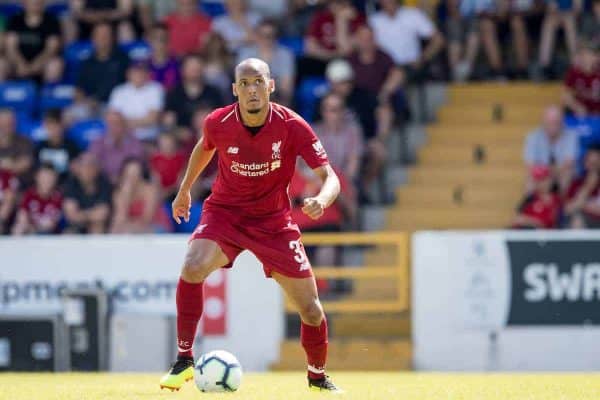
[159,58,342,393]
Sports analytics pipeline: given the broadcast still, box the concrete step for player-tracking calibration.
[385,208,512,230]
[331,313,411,338]
[271,339,412,370]
[419,145,522,165]
[447,83,561,104]
[437,104,545,125]
[409,165,526,185]
[426,123,536,141]
[396,184,522,208]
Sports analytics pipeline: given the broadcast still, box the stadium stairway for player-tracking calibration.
[272,83,562,372]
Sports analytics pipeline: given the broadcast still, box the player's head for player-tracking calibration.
[233,58,274,114]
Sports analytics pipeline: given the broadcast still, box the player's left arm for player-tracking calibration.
[302,164,340,220]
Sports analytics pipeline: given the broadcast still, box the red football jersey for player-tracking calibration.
[20,188,63,231]
[202,102,329,218]
[0,169,18,201]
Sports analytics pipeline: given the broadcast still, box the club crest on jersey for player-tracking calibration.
[272,141,282,159]
[312,141,326,156]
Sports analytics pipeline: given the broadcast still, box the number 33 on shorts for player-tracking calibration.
[289,240,310,271]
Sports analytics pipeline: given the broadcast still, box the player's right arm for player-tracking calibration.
[172,136,216,224]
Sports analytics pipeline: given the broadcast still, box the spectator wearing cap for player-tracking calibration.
[77,23,130,105]
[36,109,81,183]
[12,163,63,235]
[163,0,212,57]
[212,0,261,53]
[89,109,144,184]
[6,0,61,81]
[0,109,34,181]
[564,144,600,228]
[237,19,296,105]
[0,160,19,234]
[147,23,180,90]
[523,106,578,193]
[63,152,112,233]
[368,0,444,81]
[108,60,164,141]
[513,165,562,229]
[563,41,600,117]
[163,54,223,129]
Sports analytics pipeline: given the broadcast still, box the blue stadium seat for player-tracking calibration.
[279,37,304,56]
[119,40,151,61]
[295,78,329,122]
[64,41,94,83]
[18,118,47,142]
[199,0,226,17]
[173,201,203,233]
[0,81,37,116]
[67,119,106,150]
[564,115,600,173]
[46,2,69,17]
[39,84,75,112]
[0,3,22,18]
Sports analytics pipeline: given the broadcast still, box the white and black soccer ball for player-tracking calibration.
[194,350,243,392]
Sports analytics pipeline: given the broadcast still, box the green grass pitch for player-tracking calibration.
[2,372,600,400]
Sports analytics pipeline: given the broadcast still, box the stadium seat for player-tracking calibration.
[199,0,226,17]
[39,84,75,112]
[173,201,203,233]
[0,3,22,18]
[295,77,329,122]
[64,41,94,83]
[17,117,46,142]
[119,40,151,61]
[279,37,304,56]
[67,119,106,150]
[0,81,37,116]
[46,2,69,17]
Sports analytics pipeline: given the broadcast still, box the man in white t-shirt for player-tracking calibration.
[108,61,165,141]
[368,0,444,79]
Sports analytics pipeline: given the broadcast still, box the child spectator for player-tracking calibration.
[36,109,81,182]
[150,132,186,201]
[513,165,561,229]
[12,163,63,235]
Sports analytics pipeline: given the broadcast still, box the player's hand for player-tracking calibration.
[302,197,326,220]
[172,190,191,224]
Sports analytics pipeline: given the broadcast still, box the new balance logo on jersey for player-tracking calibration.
[227,146,239,154]
[312,141,325,156]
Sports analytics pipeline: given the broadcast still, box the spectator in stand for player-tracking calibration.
[163,0,212,58]
[444,0,480,81]
[564,143,600,228]
[150,131,186,201]
[524,105,578,193]
[237,19,296,105]
[108,60,164,141]
[147,23,180,90]
[63,88,97,127]
[42,56,66,85]
[563,41,600,117]
[62,152,112,233]
[163,55,223,128]
[12,163,63,235]
[110,157,162,233]
[0,160,19,234]
[138,0,176,34]
[300,0,365,79]
[5,0,62,81]
[89,109,144,184]
[581,0,600,46]
[248,0,287,18]
[202,32,235,103]
[212,0,261,53]
[71,0,139,41]
[313,93,363,181]
[512,165,561,229]
[538,0,579,78]
[348,25,405,115]
[369,0,444,82]
[35,109,81,182]
[0,109,34,181]
[283,0,323,38]
[77,23,129,105]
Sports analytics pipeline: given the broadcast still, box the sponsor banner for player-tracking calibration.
[413,231,600,371]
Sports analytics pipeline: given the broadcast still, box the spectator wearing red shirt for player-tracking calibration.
[513,165,562,229]
[12,164,63,235]
[163,0,212,57]
[564,143,600,228]
[150,132,187,201]
[0,162,19,234]
[563,41,600,116]
[299,0,366,80]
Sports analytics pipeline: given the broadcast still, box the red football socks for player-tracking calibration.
[301,316,328,379]
[176,277,204,358]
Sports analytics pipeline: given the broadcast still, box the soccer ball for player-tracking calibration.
[194,350,243,392]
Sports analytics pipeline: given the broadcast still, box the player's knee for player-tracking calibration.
[182,251,214,282]
[299,300,324,326]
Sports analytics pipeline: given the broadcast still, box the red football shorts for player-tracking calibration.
[189,206,313,279]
